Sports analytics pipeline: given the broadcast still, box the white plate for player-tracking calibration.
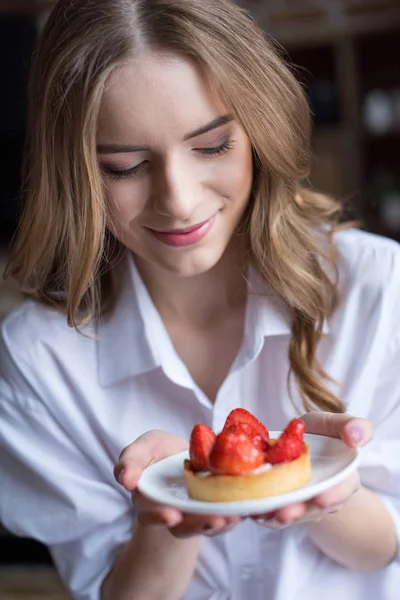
[137,433,360,516]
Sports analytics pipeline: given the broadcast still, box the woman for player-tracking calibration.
[1,1,399,599]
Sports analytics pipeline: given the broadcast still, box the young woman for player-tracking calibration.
[1,1,399,599]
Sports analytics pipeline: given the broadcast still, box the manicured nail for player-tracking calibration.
[349,425,363,445]
[117,469,125,484]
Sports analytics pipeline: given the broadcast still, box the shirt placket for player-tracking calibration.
[225,520,263,600]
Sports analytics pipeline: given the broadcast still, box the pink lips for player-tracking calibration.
[148,216,216,247]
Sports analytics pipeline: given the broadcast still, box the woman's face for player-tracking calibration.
[97,52,253,277]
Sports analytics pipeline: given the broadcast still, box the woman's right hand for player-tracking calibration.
[114,430,242,538]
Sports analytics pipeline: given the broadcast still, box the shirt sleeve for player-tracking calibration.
[0,379,134,600]
[358,335,400,565]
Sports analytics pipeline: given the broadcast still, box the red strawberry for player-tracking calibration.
[224,421,269,452]
[265,419,305,465]
[189,424,216,472]
[223,408,269,442]
[264,436,304,464]
[282,418,306,439]
[208,429,264,475]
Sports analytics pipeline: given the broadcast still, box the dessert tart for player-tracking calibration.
[184,409,311,502]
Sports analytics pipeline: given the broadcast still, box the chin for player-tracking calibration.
[154,246,226,278]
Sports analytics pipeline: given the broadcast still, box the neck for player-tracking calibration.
[134,242,247,328]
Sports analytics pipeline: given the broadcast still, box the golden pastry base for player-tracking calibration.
[184,442,311,502]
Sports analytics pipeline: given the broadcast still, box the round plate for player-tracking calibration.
[137,433,360,516]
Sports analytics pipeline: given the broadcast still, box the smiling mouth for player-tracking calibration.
[146,215,216,248]
[148,217,213,235]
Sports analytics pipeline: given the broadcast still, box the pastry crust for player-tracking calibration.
[184,441,311,502]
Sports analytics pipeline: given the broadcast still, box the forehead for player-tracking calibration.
[97,52,227,144]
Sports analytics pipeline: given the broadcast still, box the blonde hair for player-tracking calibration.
[6,0,345,413]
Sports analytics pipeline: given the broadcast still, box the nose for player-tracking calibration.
[151,156,199,221]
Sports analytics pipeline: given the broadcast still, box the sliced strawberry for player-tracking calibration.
[224,421,269,452]
[223,408,269,442]
[189,424,216,472]
[264,435,304,464]
[208,430,264,475]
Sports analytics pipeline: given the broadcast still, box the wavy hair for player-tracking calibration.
[6,0,345,413]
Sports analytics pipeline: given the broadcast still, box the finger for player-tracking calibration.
[254,473,360,527]
[252,504,306,527]
[312,471,361,509]
[170,515,239,539]
[342,418,374,448]
[255,503,338,528]
[254,517,289,530]
[137,507,183,527]
[273,502,307,524]
[289,500,342,524]
[251,511,275,521]
[301,412,373,448]
[134,492,183,527]
[292,506,324,523]
[202,522,239,537]
[200,515,242,537]
[114,430,188,490]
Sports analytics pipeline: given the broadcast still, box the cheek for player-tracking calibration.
[226,144,253,203]
[105,181,148,233]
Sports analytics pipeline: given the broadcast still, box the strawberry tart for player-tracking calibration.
[184,409,311,502]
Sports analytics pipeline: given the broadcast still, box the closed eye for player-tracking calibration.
[101,138,235,181]
[101,161,149,181]
[196,139,235,157]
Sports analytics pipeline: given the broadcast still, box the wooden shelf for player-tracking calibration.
[242,0,400,47]
[278,16,400,239]
[0,567,70,599]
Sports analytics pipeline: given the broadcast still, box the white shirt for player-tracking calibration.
[1,228,400,600]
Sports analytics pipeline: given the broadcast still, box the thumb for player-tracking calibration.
[115,430,188,491]
[301,411,374,448]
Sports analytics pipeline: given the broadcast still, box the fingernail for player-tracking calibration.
[302,515,323,524]
[117,469,125,485]
[349,425,363,445]
[202,523,237,536]
[256,517,288,530]
[254,516,273,524]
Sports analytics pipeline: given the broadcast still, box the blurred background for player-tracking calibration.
[0,0,399,598]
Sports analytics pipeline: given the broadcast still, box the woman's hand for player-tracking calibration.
[253,412,374,528]
[114,430,242,538]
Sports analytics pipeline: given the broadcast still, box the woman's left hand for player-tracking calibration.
[253,412,374,529]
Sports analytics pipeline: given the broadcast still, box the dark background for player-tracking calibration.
[0,0,399,597]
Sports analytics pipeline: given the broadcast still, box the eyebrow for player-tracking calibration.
[97,114,233,154]
[97,143,150,154]
[183,114,233,141]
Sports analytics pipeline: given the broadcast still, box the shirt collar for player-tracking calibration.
[96,256,329,387]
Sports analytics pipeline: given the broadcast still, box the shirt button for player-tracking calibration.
[240,566,252,580]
